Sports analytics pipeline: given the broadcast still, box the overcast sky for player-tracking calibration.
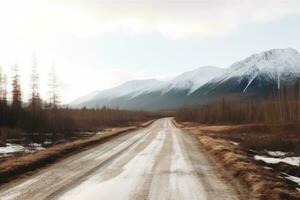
[0,0,300,103]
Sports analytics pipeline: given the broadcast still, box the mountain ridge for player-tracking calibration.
[192,48,300,98]
[70,66,223,108]
[71,48,300,110]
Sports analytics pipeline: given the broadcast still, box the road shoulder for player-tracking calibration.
[176,120,300,200]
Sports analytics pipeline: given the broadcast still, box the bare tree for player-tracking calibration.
[0,67,3,102]
[48,64,59,109]
[29,54,42,112]
[0,68,8,108]
[2,74,7,106]
[11,64,22,112]
[0,68,8,143]
[48,63,60,139]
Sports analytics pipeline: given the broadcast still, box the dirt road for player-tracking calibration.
[0,118,242,200]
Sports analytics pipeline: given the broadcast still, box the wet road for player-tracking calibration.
[0,118,240,200]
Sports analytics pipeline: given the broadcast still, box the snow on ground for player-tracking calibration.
[255,150,300,192]
[266,150,288,157]
[285,174,300,185]
[0,143,25,155]
[230,141,239,146]
[254,155,300,166]
[263,166,273,170]
[0,143,45,157]
[282,173,300,186]
[43,140,52,146]
[26,143,45,152]
[74,131,95,135]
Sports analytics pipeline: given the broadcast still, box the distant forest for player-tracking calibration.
[0,59,156,144]
[176,81,300,124]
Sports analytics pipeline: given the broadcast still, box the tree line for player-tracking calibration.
[0,59,155,144]
[0,60,62,140]
[175,81,300,124]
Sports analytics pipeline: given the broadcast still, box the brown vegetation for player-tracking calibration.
[197,124,300,153]
[186,125,300,200]
[64,107,158,131]
[175,82,300,199]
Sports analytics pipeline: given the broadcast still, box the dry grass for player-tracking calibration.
[198,124,300,153]
[185,124,300,200]
[65,108,160,131]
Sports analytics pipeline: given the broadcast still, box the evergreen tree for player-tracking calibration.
[11,64,22,127]
[11,64,22,110]
[0,68,8,142]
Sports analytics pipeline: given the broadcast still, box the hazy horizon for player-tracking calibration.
[1,0,300,103]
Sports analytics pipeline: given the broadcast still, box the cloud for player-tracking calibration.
[0,0,299,41]
[3,0,300,41]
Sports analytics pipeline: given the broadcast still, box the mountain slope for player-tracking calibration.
[163,66,224,94]
[71,48,300,110]
[71,66,223,109]
[192,48,300,98]
[71,79,167,108]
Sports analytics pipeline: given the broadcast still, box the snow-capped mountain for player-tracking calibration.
[70,90,100,106]
[94,79,166,99]
[70,66,223,109]
[71,48,300,110]
[163,66,224,94]
[193,48,300,98]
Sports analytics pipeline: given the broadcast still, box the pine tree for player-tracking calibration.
[11,64,22,112]
[0,68,8,142]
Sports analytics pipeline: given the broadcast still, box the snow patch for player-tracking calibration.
[266,150,288,157]
[263,166,273,170]
[282,173,300,186]
[0,143,45,157]
[230,141,239,146]
[0,143,25,154]
[254,155,300,166]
